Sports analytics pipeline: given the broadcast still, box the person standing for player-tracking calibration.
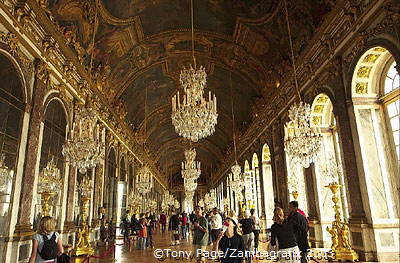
[270,207,301,263]
[181,212,188,240]
[210,208,223,244]
[250,208,261,251]
[239,210,255,263]
[169,212,181,245]
[212,218,245,263]
[28,216,64,263]
[287,201,309,263]
[192,206,209,263]
[160,212,167,233]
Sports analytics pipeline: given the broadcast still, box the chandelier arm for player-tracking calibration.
[190,0,196,68]
[230,72,237,164]
[283,0,301,101]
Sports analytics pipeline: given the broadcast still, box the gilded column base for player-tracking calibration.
[332,248,359,261]
[14,224,35,237]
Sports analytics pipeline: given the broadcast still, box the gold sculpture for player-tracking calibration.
[41,191,55,216]
[326,183,358,261]
[72,176,94,256]
[291,190,299,200]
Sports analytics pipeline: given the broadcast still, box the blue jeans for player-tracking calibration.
[181,225,187,239]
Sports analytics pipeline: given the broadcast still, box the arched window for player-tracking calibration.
[262,144,274,226]
[117,157,127,223]
[250,153,262,216]
[351,47,399,220]
[37,99,67,224]
[310,93,349,246]
[0,53,25,238]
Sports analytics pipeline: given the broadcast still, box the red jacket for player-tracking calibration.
[160,214,167,224]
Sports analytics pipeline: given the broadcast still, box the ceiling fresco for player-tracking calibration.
[47,0,336,188]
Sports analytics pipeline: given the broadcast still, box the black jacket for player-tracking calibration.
[287,211,309,251]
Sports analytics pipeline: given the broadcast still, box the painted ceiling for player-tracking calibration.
[48,0,335,188]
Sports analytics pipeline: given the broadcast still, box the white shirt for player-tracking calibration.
[210,213,222,229]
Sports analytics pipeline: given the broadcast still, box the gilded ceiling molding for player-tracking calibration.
[0,0,167,188]
[211,0,391,187]
[97,0,140,27]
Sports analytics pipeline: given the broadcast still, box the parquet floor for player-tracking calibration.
[71,228,386,263]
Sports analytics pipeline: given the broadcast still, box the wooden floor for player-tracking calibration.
[71,228,382,263]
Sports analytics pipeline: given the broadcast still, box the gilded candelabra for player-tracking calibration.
[326,183,358,261]
[39,158,62,216]
[73,176,94,256]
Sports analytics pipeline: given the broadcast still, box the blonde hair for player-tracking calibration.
[273,207,284,224]
[38,216,56,235]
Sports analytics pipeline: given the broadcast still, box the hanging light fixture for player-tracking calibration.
[137,85,153,195]
[227,72,244,195]
[283,0,322,168]
[0,154,13,194]
[182,148,201,180]
[62,3,105,174]
[171,0,218,142]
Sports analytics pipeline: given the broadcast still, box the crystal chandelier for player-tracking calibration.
[283,0,321,168]
[284,101,322,168]
[0,154,13,194]
[184,177,197,192]
[198,198,204,207]
[204,191,217,209]
[228,163,243,193]
[182,148,201,180]
[185,190,195,200]
[38,157,62,193]
[321,155,342,185]
[62,102,105,174]
[171,0,218,142]
[128,192,142,208]
[136,165,153,195]
[79,175,92,198]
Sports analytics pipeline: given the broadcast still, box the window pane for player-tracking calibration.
[385,62,399,94]
[393,130,399,145]
[387,102,398,117]
[390,117,399,131]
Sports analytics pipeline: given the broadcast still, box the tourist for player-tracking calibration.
[210,207,223,243]
[181,212,188,240]
[137,213,147,250]
[192,206,209,263]
[100,220,109,244]
[287,201,309,263]
[212,217,245,263]
[146,212,154,248]
[28,216,64,263]
[250,208,261,251]
[270,207,300,263]
[228,210,238,225]
[122,210,131,243]
[169,212,181,245]
[239,210,255,262]
[160,212,167,233]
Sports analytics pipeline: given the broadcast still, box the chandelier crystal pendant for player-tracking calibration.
[62,102,105,174]
[228,163,244,193]
[0,154,13,194]
[171,0,218,142]
[38,157,62,193]
[182,148,201,180]
[184,177,197,192]
[136,165,153,195]
[282,0,321,168]
[284,101,322,168]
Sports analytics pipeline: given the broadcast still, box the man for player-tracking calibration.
[287,201,309,263]
[192,206,209,262]
[160,212,167,233]
[169,212,181,245]
[210,207,223,243]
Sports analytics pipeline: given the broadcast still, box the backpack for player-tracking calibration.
[38,233,58,260]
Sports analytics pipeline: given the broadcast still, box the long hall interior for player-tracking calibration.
[0,0,399,262]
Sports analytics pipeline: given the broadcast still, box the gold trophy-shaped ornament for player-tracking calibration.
[326,183,358,261]
[39,158,62,216]
[72,176,94,256]
[291,191,299,200]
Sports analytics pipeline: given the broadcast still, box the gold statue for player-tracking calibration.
[325,183,358,261]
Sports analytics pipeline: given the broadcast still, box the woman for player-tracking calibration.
[250,209,261,251]
[270,207,301,263]
[212,218,245,263]
[28,216,64,263]
[137,214,147,250]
